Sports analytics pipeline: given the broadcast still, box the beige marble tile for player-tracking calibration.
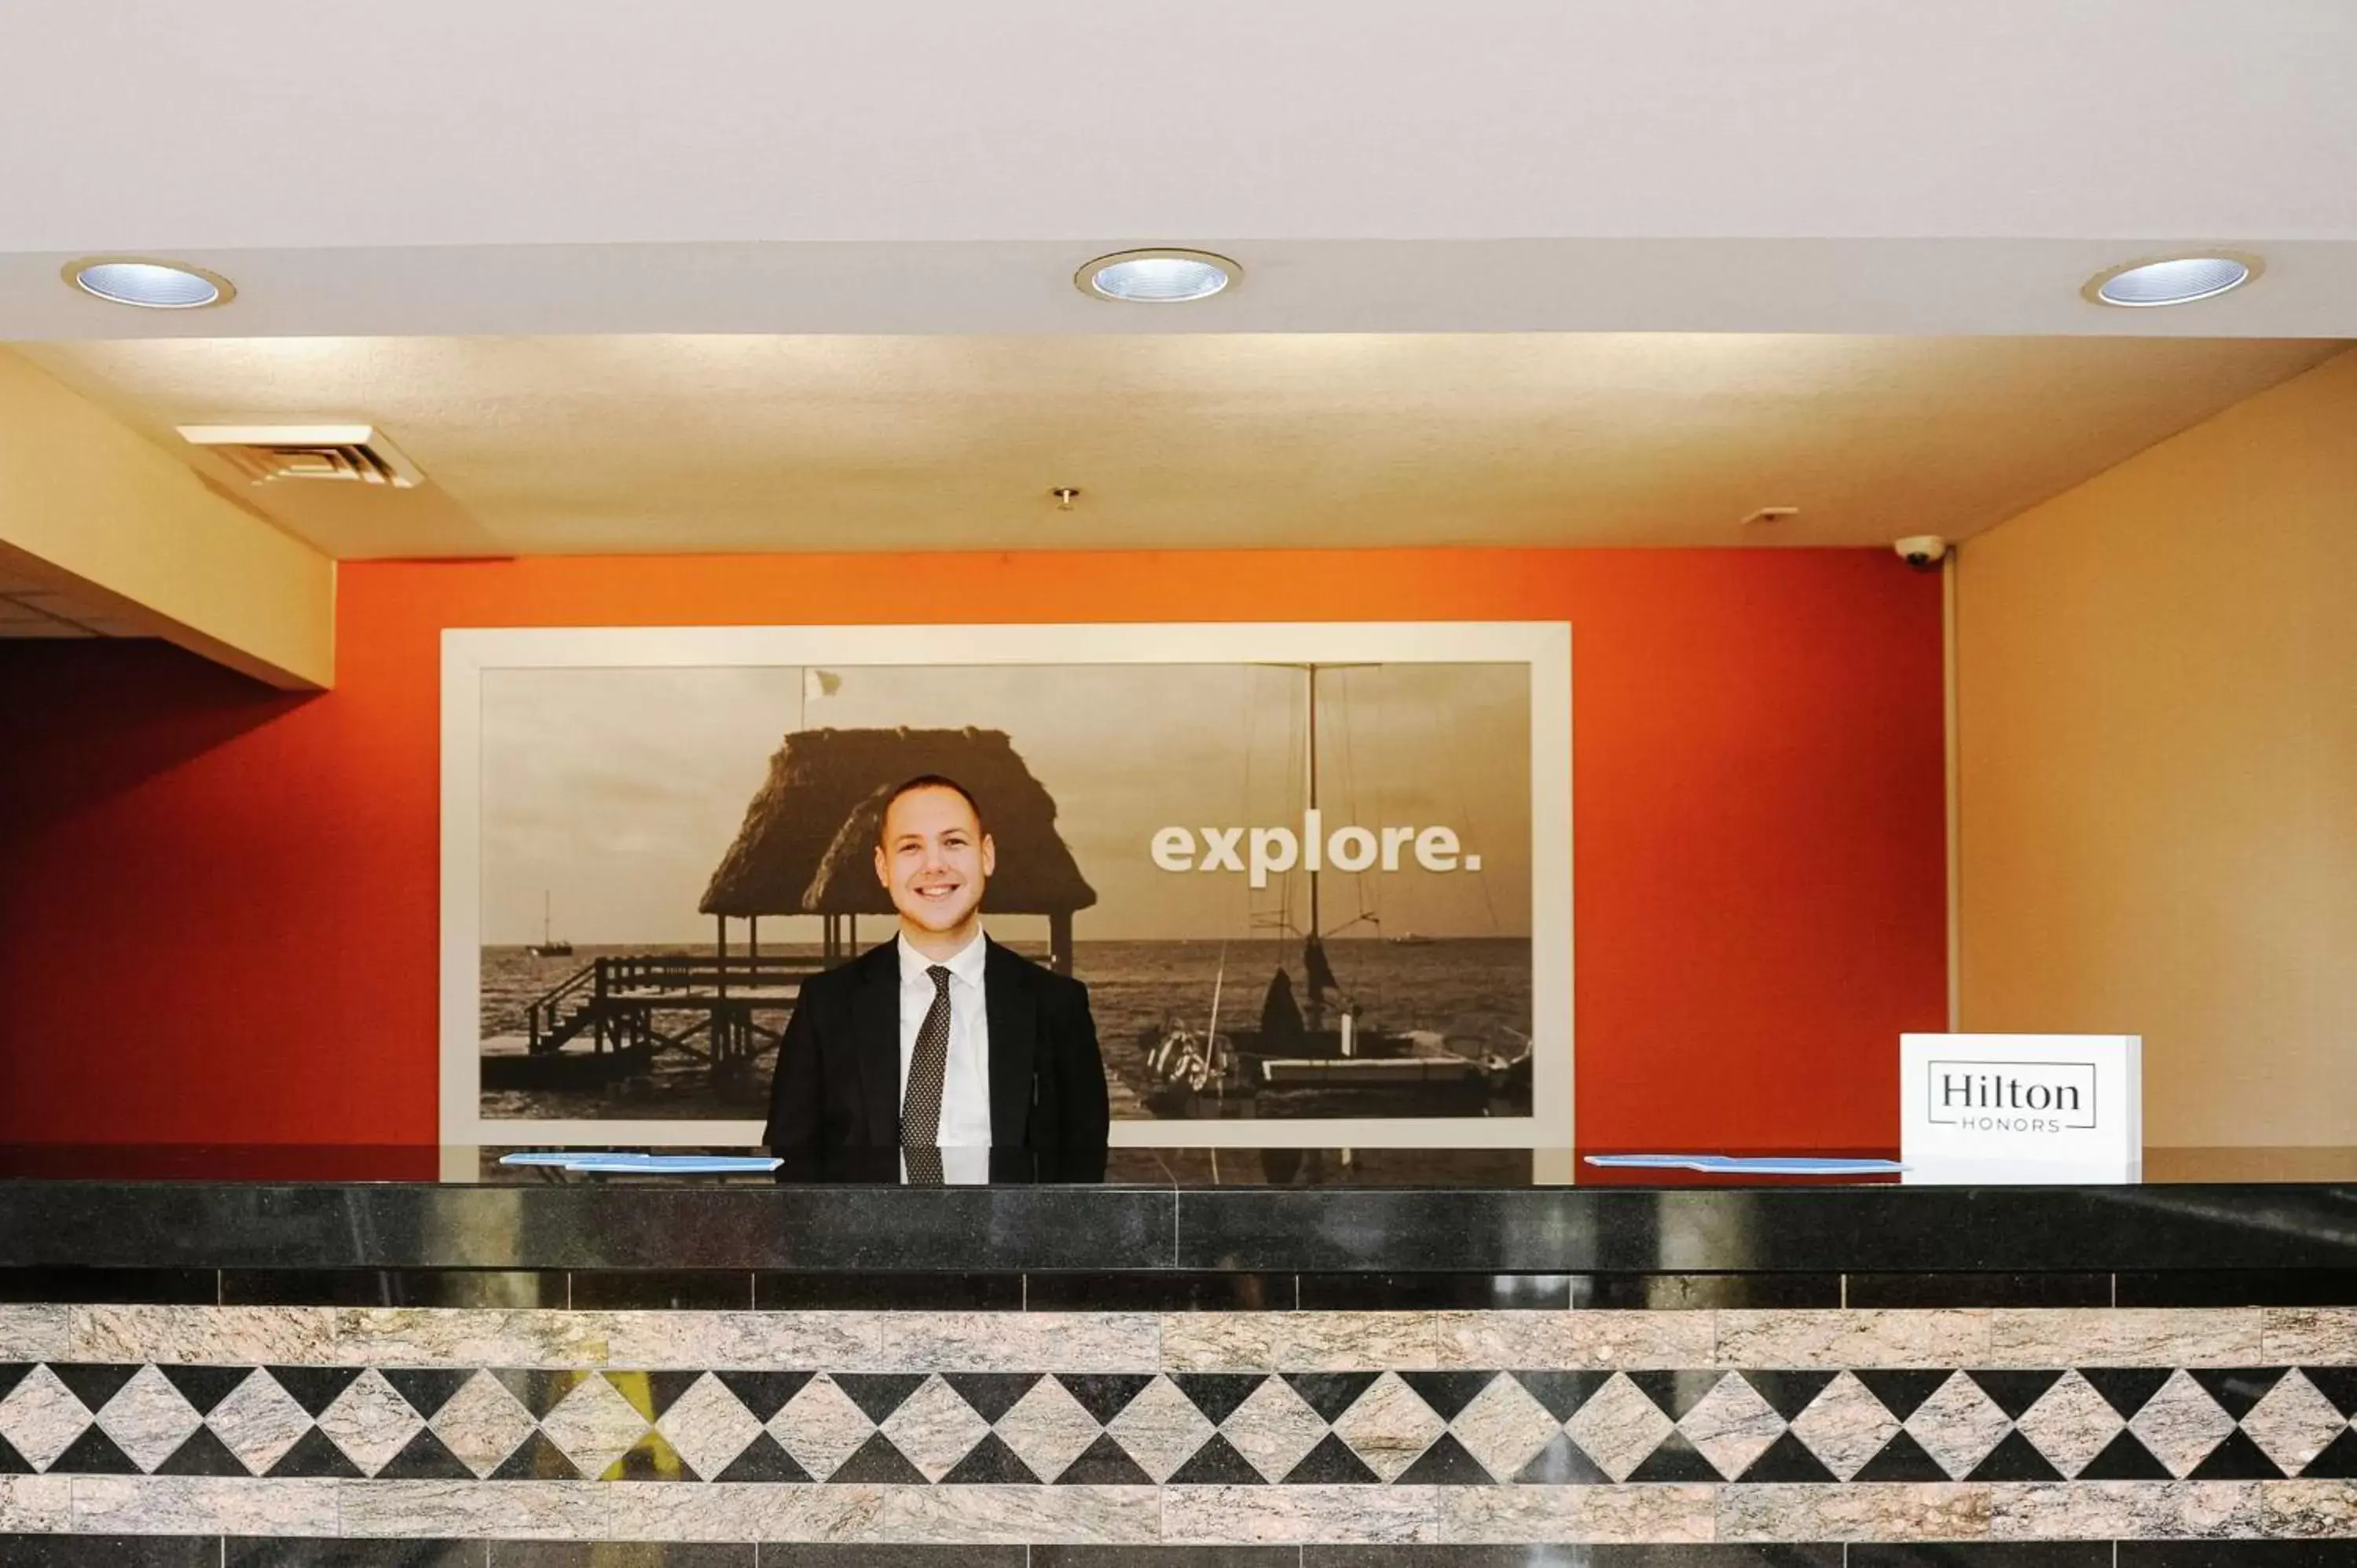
[1438,1483,1715,1543]
[605,1310,878,1370]
[1272,1313,1439,1372]
[428,1369,539,1478]
[0,1306,67,1361]
[70,1477,339,1536]
[1988,1308,2264,1368]
[1563,1372,1675,1482]
[1679,1372,1783,1478]
[1162,1483,1440,1544]
[1219,1376,1329,1482]
[1718,1482,1992,1541]
[2011,1371,2125,1478]
[89,1363,202,1473]
[69,1305,338,1364]
[2130,1369,2239,1478]
[2263,1307,2357,1364]
[769,1376,877,1482]
[1715,1310,1990,1368]
[1787,1372,1901,1481]
[878,1375,992,1481]
[1102,1374,1215,1482]
[654,1372,766,1479]
[1904,1372,2011,1479]
[2241,1371,2351,1477]
[1158,1314,1278,1372]
[317,1367,426,1476]
[1438,1310,1714,1369]
[883,1483,1160,1544]
[539,1372,652,1480]
[0,1365,96,1471]
[604,1482,884,1542]
[336,1307,614,1367]
[1988,1480,2263,1539]
[0,1475,70,1533]
[1448,1372,1560,1482]
[2259,1478,2357,1539]
[995,1376,1102,1482]
[342,1478,614,1539]
[871,1312,1157,1372]
[1330,1372,1446,1481]
[206,1368,314,1475]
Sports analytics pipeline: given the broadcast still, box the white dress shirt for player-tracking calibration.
[898,929,991,1184]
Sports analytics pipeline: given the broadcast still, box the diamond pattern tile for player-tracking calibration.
[1677,1372,1783,1480]
[2129,1369,2237,1478]
[1563,1372,1675,1482]
[315,1368,424,1478]
[2012,1371,2124,1478]
[1903,1371,2011,1479]
[1787,1372,1901,1480]
[653,1372,764,1480]
[427,1370,538,1478]
[994,1376,1102,1483]
[1105,1372,1216,1482]
[880,1374,993,1482]
[0,1351,2335,1492]
[771,1376,876,1482]
[537,1372,651,1480]
[1448,1368,1561,1482]
[205,1369,313,1475]
[93,1365,203,1473]
[0,1366,93,1471]
[2241,1370,2349,1477]
[1220,1376,1329,1482]
[1329,1372,1446,1481]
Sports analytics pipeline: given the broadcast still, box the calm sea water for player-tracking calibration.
[480,936,1532,1123]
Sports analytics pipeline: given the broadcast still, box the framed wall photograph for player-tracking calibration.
[440,621,1572,1150]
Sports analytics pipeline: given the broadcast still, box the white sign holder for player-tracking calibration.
[1900,1033,2142,1184]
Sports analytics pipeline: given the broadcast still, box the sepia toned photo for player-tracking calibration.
[442,622,1571,1148]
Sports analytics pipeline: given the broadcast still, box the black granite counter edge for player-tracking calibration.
[0,1181,2353,1273]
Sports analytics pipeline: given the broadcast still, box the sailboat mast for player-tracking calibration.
[1307,665,1320,943]
[542,890,552,947]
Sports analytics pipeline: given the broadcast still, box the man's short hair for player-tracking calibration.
[878,774,984,842]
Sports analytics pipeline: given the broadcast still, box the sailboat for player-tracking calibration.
[1139,664,1529,1116]
[526,892,574,958]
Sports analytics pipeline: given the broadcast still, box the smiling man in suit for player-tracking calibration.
[764,774,1109,1182]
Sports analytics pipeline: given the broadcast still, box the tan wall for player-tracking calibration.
[0,348,335,689]
[1956,347,2357,1145]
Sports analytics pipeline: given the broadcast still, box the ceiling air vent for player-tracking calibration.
[175,424,424,489]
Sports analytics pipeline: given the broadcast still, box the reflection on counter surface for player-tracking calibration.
[4,1143,2357,1185]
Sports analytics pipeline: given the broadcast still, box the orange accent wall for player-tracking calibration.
[0,548,1946,1149]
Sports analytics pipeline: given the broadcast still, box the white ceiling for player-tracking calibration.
[3,2,2357,339]
[22,333,2341,558]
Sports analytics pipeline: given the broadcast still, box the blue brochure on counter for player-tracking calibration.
[1585,1154,1907,1175]
[500,1152,782,1174]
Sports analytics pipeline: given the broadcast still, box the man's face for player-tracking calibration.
[874,786,995,936]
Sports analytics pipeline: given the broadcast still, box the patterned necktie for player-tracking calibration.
[902,964,953,1185]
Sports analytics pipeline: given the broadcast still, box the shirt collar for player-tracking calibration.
[898,928,988,989]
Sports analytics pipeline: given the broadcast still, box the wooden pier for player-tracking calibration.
[482,954,827,1094]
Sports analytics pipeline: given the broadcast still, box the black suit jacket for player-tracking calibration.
[763,937,1109,1181]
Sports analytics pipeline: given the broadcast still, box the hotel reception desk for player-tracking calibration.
[1,1149,2354,1566]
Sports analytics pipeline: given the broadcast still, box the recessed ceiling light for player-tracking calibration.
[64,257,235,310]
[1076,248,1239,303]
[2084,254,2258,309]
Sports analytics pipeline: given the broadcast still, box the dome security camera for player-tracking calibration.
[1894,535,1949,572]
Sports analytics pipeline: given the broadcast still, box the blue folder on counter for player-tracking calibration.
[1585,1154,1906,1175]
[500,1152,782,1174]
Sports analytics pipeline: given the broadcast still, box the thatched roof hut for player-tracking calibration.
[700,727,1097,918]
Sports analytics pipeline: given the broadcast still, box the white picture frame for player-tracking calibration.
[441,621,1573,1151]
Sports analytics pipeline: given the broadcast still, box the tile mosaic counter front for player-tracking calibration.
[1,1304,2352,1561]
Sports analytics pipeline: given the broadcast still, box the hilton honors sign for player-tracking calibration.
[1899,1033,2142,1182]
